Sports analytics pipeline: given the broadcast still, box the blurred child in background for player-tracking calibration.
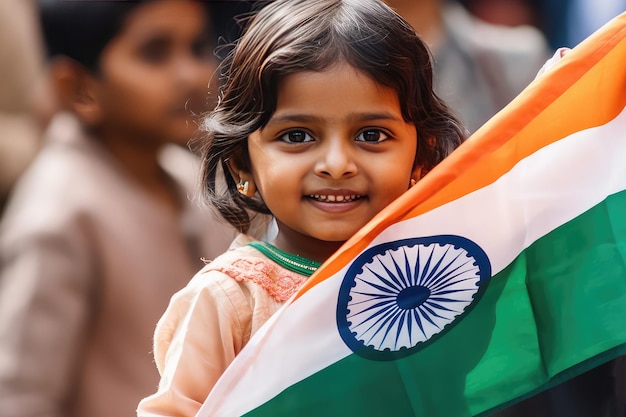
[0,1,257,416]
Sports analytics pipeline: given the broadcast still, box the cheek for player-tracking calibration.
[377,153,416,199]
[107,89,162,128]
[126,76,169,107]
[107,61,172,110]
[251,157,306,205]
[114,83,172,128]
[253,166,287,197]
[248,140,278,187]
[382,176,411,203]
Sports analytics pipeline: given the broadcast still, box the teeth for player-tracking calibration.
[310,194,360,202]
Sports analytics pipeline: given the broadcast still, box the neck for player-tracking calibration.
[272,224,345,264]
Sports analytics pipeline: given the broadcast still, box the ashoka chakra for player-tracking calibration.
[336,235,491,361]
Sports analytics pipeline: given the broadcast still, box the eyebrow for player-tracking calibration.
[266,111,403,127]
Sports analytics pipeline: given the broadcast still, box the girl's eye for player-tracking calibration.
[279,130,314,143]
[356,129,389,143]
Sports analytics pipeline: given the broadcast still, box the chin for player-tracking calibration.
[316,231,359,244]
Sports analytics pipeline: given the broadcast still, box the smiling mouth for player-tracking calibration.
[308,194,364,203]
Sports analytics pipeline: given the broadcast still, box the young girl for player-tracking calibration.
[137,0,465,415]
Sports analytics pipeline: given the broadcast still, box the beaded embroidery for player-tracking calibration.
[247,241,321,277]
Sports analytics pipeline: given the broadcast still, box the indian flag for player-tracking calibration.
[198,13,626,417]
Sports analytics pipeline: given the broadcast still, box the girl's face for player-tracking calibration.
[245,63,421,261]
[93,0,216,147]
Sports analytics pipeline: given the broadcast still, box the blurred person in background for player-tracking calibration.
[0,0,44,214]
[460,0,626,50]
[0,1,260,416]
[563,0,625,46]
[459,0,543,28]
[384,0,551,133]
[544,0,625,48]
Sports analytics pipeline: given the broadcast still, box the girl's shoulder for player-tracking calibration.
[193,234,309,303]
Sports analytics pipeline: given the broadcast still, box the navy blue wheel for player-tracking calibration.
[337,235,491,361]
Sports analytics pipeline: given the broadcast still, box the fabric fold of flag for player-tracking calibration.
[198,12,626,417]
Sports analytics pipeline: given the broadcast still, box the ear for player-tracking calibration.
[225,156,257,197]
[410,164,423,186]
[51,58,103,127]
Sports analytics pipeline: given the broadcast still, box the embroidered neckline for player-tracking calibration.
[248,241,321,277]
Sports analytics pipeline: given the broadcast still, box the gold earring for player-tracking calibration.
[410,178,417,187]
[237,180,249,195]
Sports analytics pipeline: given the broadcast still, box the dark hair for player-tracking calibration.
[38,0,145,72]
[37,0,247,72]
[200,0,467,233]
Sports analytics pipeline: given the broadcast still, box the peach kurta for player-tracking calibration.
[137,234,309,417]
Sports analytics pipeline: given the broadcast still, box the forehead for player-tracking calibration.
[117,0,210,40]
[273,63,403,120]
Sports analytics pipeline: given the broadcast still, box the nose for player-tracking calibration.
[314,138,358,179]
